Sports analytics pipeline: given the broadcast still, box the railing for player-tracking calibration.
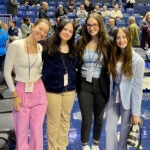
[0,14,12,25]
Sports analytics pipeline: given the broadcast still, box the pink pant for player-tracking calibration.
[13,80,48,150]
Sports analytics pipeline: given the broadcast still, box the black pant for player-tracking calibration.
[77,77,107,143]
[0,55,5,84]
[0,55,5,71]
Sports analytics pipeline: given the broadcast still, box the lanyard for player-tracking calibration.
[87,50,96,68]
[113,72,122,92]
[26,39,38,80]
[60,53,71,73]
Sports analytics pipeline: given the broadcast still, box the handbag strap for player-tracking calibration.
[137,124,143,150]
[0,137,9,148]
[126,123,143,150]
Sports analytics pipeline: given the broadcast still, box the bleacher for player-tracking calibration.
[0,1,149,57]
[0,1,150,149]
[0,1,149,65]
[3,6,149,55]
[0,0,149,28]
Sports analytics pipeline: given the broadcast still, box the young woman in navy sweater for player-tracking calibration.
[42,19,77,150]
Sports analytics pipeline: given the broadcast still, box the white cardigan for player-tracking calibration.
[4,39,43,92]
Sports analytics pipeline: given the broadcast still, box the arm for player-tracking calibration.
[76,10,81,17]
[4,42,18,92]
[116,10,123,19]
[6,40,9,49]
[4,41,22,111]
[110,10,115,19]
[84,10,88,17]
[131,56,145,124]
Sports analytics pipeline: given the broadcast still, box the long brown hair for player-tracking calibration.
[108,27,134,80]
[76,13,111,66]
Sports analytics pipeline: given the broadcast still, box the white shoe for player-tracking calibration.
[91,145,99,150]
[82,145,91,150]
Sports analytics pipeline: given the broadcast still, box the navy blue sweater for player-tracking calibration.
[42,51,77,93]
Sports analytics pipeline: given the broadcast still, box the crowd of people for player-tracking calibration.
[0,0,150,150]
[3,0,150,49]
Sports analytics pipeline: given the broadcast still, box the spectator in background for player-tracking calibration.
[101,5,110,18]
[126,0,135,8]
[1,23,9,32]
[0,20,9,80]
[140,12,150,49]
[7,0,18,17]
[72,18,82,34]
[76,5,88,19]
[21,18,33,39]
[8,20,19,42]
[55,4,67,19]
[112,0,122,7]
[108,18,118,38]
[128,16,140,47]
[84,0,94,13]
[92,5,101,14]
[53,17,61,33]
[48,19,55,35]
[39,1,49,20]
[110,5,123,20]
[66,0,76,13]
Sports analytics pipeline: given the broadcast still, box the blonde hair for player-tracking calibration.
[34,18,50,30]
[145,11,150,21]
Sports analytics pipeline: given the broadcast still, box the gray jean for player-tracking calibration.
[105,98,131,150]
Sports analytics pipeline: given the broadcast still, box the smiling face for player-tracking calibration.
[116,29,128,52]
[59,23,74,42]
[32,21,49,41]
[86,18,99,37]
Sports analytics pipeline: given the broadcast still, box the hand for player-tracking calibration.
[13,96,22,111]
[116,16,120,19]
[131,116,141,125]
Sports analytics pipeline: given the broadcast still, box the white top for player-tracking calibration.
[101,10,111,18]
[110,10,123,19]
[4,39,43,92]
[76,10,88,18]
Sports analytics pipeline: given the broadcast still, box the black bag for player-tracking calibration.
[0,131,16,150]
[0,133,10,150]
[127,123,143,150]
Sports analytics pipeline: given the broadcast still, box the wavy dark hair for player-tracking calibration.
[76,13,112,66]
[108,27,133,80]
[43,19,76,59]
